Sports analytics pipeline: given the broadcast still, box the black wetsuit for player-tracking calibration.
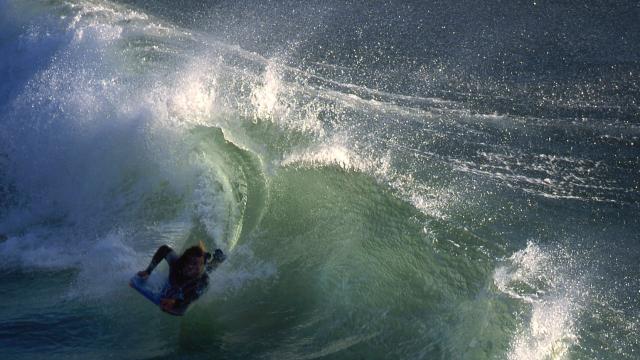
[144,245,211,314]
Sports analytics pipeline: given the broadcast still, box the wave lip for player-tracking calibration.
[494,242,584,360]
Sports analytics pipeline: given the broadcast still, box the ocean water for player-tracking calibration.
[0,1,638,359]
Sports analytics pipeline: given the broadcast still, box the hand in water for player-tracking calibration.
[137,270,149,280]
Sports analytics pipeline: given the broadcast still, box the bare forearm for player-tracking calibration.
[144,245,176,274]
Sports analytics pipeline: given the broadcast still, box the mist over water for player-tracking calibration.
[0,1,638,359]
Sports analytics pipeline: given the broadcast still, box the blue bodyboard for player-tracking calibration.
[129,275,162,305]
[129,274,186,316]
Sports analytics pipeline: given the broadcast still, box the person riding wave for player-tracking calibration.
[133,242,226,315]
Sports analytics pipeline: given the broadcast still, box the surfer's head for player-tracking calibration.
[179,244,206,278]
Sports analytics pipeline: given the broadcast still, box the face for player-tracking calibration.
[184,255,204,277]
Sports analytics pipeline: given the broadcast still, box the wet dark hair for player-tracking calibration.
[182,245,206,260]
[175,245,206,273]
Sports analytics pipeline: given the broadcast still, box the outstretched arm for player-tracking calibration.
[138,245,178,278]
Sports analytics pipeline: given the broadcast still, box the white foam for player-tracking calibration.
[70,229,141,298]
[203,244,277,298]
[509,297,578,360]
[282,143,367,171]
[190,156,235,250]
[0,229,79,270]
[250,62,326,135]
[251,64,282,119]
[281,141,452,220]
[0,0,243,301]
[494,242,583,360]
[165,60,218,125]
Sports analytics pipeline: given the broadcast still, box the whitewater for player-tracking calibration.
[0,1,638,359]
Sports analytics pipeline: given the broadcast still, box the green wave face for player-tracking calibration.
[181,164,509,359]
[184,126,268,252]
